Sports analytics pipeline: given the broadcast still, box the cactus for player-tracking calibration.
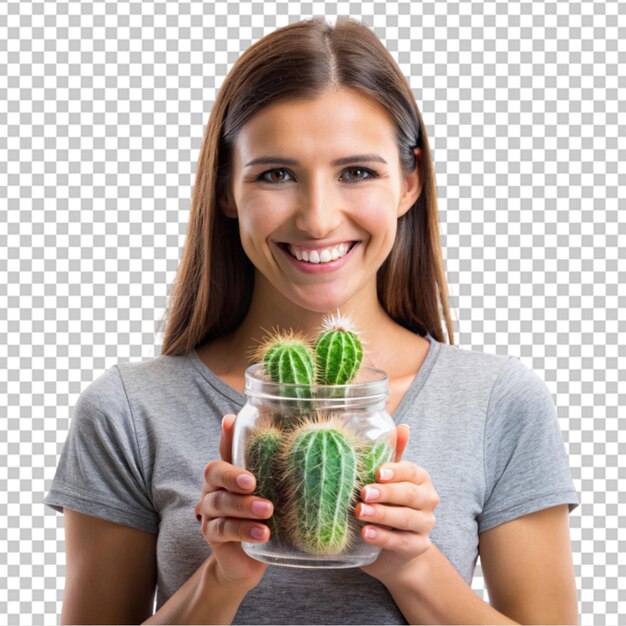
[250,328,316,386]
[280,413,362,556]
[245,418,287,544]
[357,439,394,487]
[314,312,364,385]
[248,328,316,414]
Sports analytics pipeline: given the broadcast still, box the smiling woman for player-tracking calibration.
[44,15,579,626]
[156,17,450,354]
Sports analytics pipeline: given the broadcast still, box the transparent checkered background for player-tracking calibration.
[1,0,624,623]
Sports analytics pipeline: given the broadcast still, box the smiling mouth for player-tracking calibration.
[279,241,358,264]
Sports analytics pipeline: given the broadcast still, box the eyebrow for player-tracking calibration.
[244,153,389,168]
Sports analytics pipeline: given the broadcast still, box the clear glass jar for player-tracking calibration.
[232,363,396,569]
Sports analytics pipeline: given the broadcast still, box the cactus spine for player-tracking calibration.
[315,312,364,385]
[281,414,362,555]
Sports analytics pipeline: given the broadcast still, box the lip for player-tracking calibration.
[278,241,359,274]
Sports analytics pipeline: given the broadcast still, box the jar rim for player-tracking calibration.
[244,363,389,401]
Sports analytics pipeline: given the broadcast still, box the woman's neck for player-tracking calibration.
[200,275,427,380]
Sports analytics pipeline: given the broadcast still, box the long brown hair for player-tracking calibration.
[159,16,455,355]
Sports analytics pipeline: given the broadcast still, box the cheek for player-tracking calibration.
[353,192,399,245]
[236,201,284,257]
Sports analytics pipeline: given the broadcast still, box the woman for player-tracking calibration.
[45,16,579,624]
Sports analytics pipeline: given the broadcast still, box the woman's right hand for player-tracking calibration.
[194,413,272,592]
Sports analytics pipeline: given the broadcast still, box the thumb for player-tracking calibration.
[219,413,237,463]
[394,424,411,462]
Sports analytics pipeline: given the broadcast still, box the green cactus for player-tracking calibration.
[249,328,316,414]
[251,328,316,386]
[281,414,362,556]
[357,439,394,486]
[245,418,287,543]
[315,312,364,385]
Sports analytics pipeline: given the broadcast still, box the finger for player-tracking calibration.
[374,461,433,487]
[361,481,439,511]
[194,457,258,522]
[355,501,436,533]
[198,489,274,521]
[394,424,410,461]
[219,414,237,463]
[201,516,271,544]
[200,459,257,497]
[360,524,432,558]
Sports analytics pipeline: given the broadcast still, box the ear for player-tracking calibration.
[218,187,238,219]
[397,147,424,218]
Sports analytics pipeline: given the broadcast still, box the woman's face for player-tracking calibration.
[220,86,422,314]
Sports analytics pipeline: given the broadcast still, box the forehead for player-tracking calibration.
[232,88,398,164]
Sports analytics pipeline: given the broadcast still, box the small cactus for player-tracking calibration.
[357,439,394,487]
[280,413,363,556]
[250,328,316,386]
[249,328,317,413]
[245,418,286,544]
[314,312,364,385]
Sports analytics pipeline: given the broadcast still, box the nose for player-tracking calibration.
[293,175,343,238]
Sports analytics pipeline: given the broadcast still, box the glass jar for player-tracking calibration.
[232,363,396,569]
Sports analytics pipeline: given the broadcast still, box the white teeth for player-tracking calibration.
[320,249,331,263]
[287,243,352,264]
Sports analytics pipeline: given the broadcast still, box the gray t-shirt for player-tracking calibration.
[44,334,579,624]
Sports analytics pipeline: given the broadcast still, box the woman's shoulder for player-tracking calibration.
[432,337,516,379]
[76,352,196,407]
[114,350,193,379]
[428,338,552,408]
[435,339,556,421]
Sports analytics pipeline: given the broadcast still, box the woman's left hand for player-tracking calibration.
[358,425,440,583]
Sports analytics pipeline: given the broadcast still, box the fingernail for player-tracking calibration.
[360,503,375,517]
[399,423,411,430]
[379,467,394,481]
[236,473,255,489]
[251,500,272,516]
[249,526,265,539]
[364,486,380,501]
[364,527,378,540]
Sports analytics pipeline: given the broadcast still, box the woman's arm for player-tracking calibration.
[62,509,250,625]
[479,504,578,624]
[143,557,251,625]
[381,505,578,625]
[61,509,157,624]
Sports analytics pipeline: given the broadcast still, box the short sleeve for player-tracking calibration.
[44,365,159,534]
[477,356,579,534]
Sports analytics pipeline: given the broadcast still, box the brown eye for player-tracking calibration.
[258,168,292,183]
[342,167,377,183]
